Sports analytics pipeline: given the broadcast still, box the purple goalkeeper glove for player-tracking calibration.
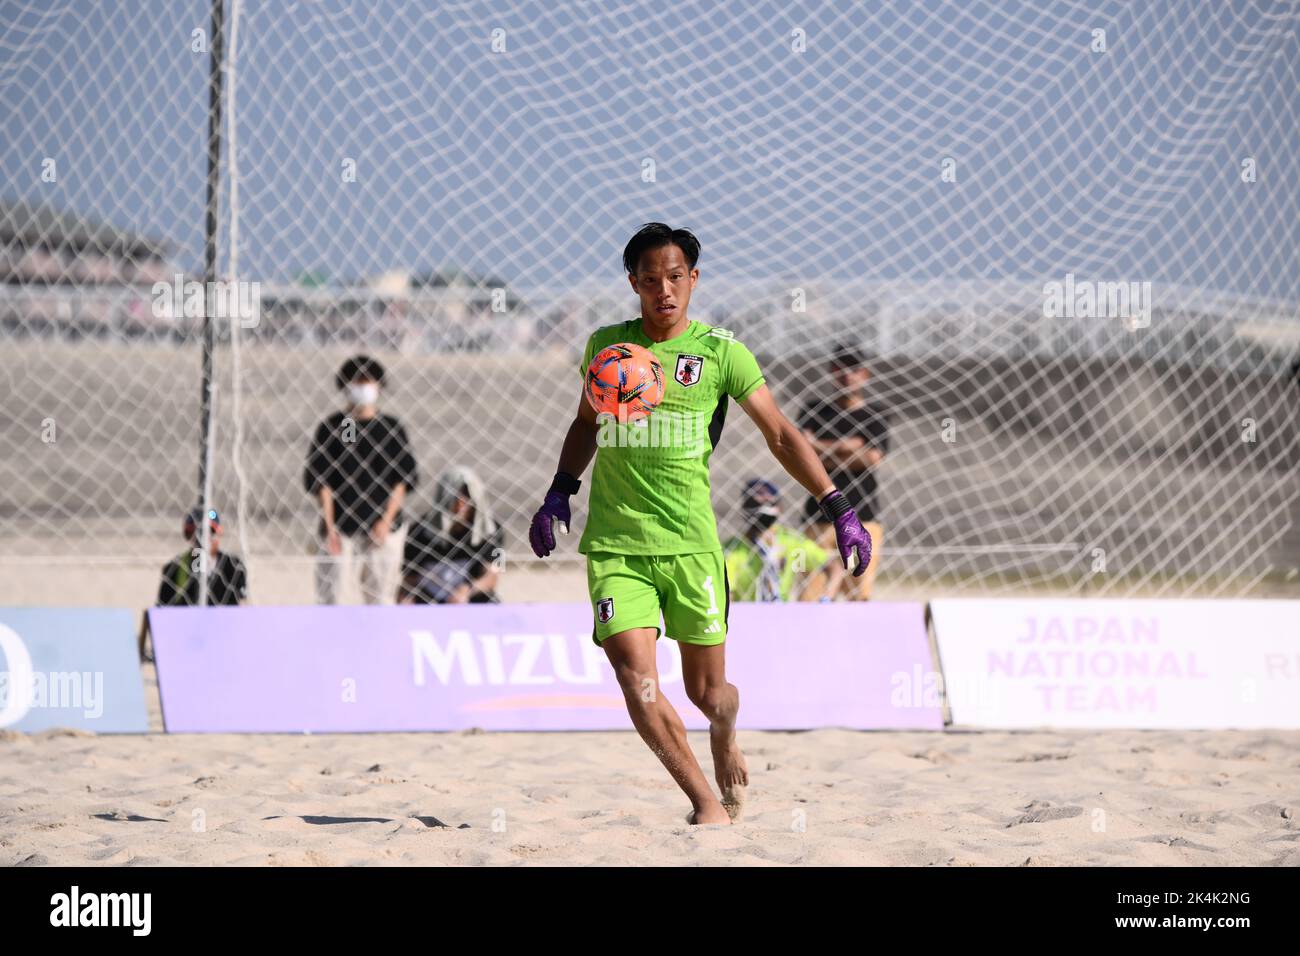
[819,490,872,576]
[529,472,581,558]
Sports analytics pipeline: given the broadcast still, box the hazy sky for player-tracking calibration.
[2,0,1297,300]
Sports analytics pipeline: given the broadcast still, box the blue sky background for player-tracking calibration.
[2,0,1297,300]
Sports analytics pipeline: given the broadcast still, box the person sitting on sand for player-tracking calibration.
[140,507,247,660]
[398,466,503,604]
[723,479,844,602]
[157,507,248,608]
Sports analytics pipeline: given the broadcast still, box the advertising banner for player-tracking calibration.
[930,599,1300,728]
[151,602,939,732]
[0,608,149,733]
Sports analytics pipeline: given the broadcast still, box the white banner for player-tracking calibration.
[930,600,1300,729]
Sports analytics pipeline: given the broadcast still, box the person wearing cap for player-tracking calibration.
[156,508,249,607]
[303,354,419,604]
[138,507,248,661]
[722,479,845,602]
[398,466,504,604]
[798,344,889,600]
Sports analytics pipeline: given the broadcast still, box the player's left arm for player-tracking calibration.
[738,386,836,500]
[724,340,872,574]
[739,387,872,575]
[720,337,835,498]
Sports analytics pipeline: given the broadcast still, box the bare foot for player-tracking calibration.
[710,729,748,822]
[685,804,732,825]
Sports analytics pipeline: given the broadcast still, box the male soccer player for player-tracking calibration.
[528,222,872,825]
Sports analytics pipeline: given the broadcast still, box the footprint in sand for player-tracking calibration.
[1004,802,1084,827]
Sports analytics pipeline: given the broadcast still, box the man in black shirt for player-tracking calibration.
[304,355,419,604]
[798,344,888,599]
[399,466,503,604]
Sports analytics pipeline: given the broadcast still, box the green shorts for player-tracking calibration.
[586,550,730,646]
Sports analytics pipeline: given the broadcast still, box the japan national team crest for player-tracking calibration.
[596,597,615,623]
[674,353,705,388]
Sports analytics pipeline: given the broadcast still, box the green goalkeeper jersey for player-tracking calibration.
[577,318,766,556]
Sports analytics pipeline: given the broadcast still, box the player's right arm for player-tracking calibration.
[556,387,599,478]
[529,387,599,558]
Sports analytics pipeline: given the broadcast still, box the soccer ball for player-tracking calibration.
[584,343,665,421]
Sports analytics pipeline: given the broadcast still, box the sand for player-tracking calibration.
[2,663,1298,866]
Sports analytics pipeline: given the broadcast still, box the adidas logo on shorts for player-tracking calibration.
[703,621,722,634]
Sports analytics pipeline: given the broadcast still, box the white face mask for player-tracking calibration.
[347,382,379,407]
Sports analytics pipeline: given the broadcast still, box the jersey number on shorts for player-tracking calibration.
[702,575,719,617]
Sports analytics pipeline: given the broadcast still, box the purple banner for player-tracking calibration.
[150,602,939,732]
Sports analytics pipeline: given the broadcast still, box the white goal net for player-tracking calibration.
[1,0,1297,605]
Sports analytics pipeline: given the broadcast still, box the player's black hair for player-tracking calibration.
[336,354,386,389]
[622,222,700,275]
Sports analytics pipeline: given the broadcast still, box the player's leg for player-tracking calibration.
[601,628,730,825]
[660,551,748,820]
[589,551,730,825]
[679,641,747,820]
